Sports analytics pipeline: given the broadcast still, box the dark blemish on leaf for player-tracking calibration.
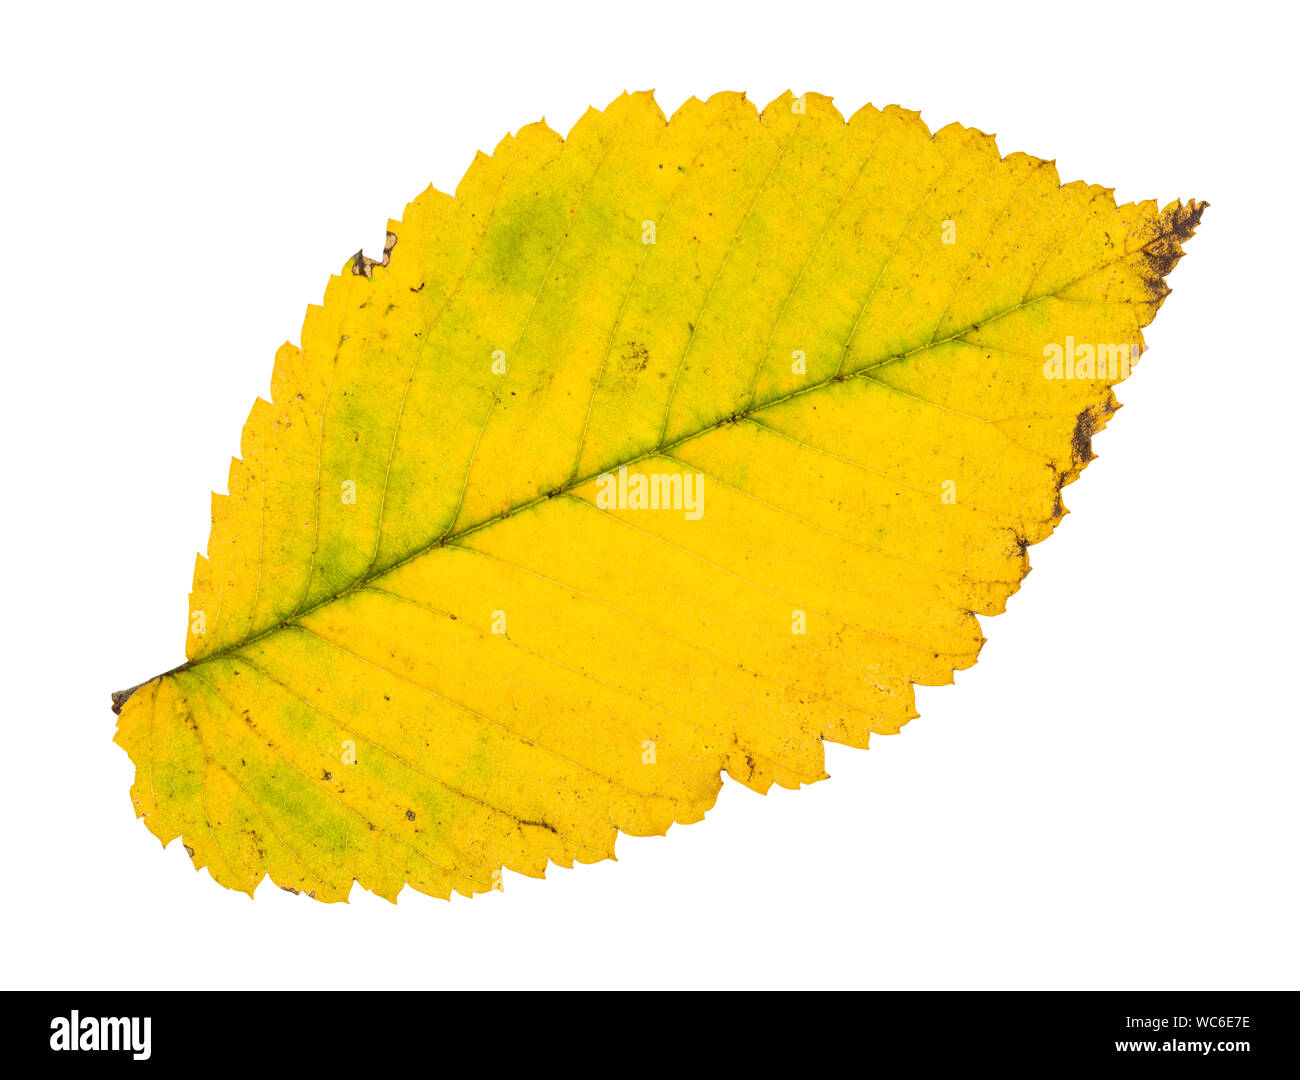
[281,885,299,894]
[410,282,425,293]
[1138,200,1207,303]
[405,809,416,821]
[1166,199,1207,245]
[322,769,332,781]
[352,231,398,278]
[619,341,650,374]
[184,844,195,857]
[1071,406,1099,467]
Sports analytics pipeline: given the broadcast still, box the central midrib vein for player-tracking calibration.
[152,225,1173,687]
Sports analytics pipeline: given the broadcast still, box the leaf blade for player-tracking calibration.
[115,91,1205,901]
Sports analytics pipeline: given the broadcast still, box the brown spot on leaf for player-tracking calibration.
[1166,199,1208,245]
[619,341,650,374]
[1071,406,1100,468]
[352,231,398,278]
[1138,200,1207,303]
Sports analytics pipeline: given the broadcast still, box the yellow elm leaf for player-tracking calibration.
[112,90,1206,903]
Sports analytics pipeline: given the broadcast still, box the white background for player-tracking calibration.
[2,0,1296,990]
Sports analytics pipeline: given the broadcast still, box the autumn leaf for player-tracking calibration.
[112,91,1205,902]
